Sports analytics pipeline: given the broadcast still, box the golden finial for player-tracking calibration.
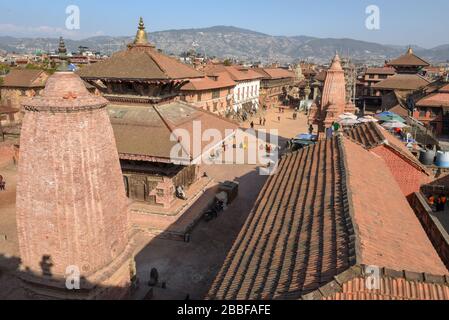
[407,46,413,55]
[134,17,149,45]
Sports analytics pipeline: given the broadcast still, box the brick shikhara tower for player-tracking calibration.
[308,53,356,132]
[16,38,133,299]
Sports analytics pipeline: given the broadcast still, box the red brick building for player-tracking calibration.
[345,122,431,197]
[414,83,449,136]
[180,71,236,116]
[253,67,295,109]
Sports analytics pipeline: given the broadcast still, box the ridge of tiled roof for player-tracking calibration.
[207,135,447,300]
[344,122,386,149]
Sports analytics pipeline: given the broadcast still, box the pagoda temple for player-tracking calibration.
[78,19,238,232]
[16,39,133,299]
[373,47,432,114]
[308,53,356,132]
[387,47,430,74]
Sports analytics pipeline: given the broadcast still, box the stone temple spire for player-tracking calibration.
[329,52,343,71]
[17,47,133,299]
[133,17,149,45]
[308,53,355,132]
[57,36,70,72]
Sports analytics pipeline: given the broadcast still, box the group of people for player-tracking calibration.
[250,117,268,129]
[0,175,5,191]
[428,194,448,212]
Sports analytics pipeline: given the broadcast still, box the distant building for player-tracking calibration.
[373,48,432,112]
[180,71,236,116]
[203,64,262,113]
[0,69,49,117]
[414,83,449,137]
[78,18,238,213]
[253,67,295,109]
[360,67,396,111]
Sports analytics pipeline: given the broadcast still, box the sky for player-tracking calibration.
[0,0,448,48]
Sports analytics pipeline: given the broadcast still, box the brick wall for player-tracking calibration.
[372,145,431,197]
[409,192,449,270]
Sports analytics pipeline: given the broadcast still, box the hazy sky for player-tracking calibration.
[1,0,448,48]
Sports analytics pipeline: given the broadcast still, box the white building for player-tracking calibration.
[203,65,262,113]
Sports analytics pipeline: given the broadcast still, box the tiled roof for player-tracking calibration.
[372,74,431,91]
[181,72,236,91]
[365,67,396,75]
[344,122,385,149]
[416,92,449,107]
[344,122,430,175]
[208,138,355,300]
[203,65,263,82]
[416,83,449,107]
[207,136,447,300]
[1,69,47,88]
[388,52,430,68]
[312,266,449,300]
[77,45,204,81]
[108,101,238,163]
[253,68,295,80]
[314,70,327,82]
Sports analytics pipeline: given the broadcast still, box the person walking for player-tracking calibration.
[441,195,447,211]
[250,121,255,129]
[309,125,314,135]
[263,118,266,126]
[259,117,263,126]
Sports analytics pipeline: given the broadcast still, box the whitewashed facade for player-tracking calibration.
[233,79,260,112]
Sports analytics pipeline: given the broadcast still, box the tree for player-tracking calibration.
[0,64,10,76]
[223,59,232,66]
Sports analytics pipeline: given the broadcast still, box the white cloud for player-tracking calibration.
[0,23,104,39]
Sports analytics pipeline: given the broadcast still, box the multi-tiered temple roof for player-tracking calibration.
[78,18,203,81]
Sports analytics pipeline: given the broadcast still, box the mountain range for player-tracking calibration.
[1,26,448,65]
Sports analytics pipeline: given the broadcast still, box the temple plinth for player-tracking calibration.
[16,39,133,300]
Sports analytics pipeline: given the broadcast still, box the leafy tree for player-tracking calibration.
[0,64,10,76]
[223,59,233,66]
